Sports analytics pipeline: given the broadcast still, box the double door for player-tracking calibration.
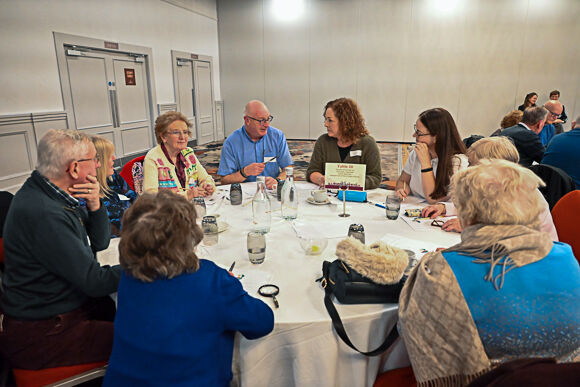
[63,46,153,157]
[174,53,217,145]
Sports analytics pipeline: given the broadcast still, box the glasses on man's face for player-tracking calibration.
[547,110,561,119]
[77,157,100,164]
[413,124,430,137]
[247,115,274,125]
[167,130,192,137]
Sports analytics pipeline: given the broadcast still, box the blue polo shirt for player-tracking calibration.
[539,123,555,146]
[218,125,293,181]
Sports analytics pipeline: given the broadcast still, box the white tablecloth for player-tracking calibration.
[98,182,460,387]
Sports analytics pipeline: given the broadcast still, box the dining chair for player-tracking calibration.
[12,362,107,387]
[119,155,146,194]
[551,190,580,262]
[528,164,575,211]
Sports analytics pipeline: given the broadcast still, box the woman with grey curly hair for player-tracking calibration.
[399,159,580,387]
[104,190,274,385]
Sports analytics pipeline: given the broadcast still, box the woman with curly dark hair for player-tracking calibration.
[307,97,382,189]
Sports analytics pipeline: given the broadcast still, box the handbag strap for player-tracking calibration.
[323,288,399,356]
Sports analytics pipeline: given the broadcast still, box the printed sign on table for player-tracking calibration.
[324,163,366,191]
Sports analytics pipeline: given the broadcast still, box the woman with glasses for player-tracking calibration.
[92,136,138,238]
[307,97,382,189]
[394,108,467,204]
[143,111,215,200]
[517,92,538,112]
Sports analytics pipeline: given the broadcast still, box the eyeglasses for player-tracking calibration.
[431,219,445,228]
[76,157,100,164]
[546,110,561,119]
[167,130,192,137]
[413,124,430,137]
[247,115,274,125]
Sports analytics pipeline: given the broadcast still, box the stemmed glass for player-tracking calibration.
[338,182,350,217]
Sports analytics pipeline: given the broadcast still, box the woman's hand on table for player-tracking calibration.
[186,187,202,200]
[395,188,408,200]
[199,182,215,196]
[422,203,446,218]
[442,218,462,233]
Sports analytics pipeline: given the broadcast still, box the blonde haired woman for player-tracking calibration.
[421,136,558,240]
[399,160,580,386]
[143,111,215,200]
[92,136,137,237]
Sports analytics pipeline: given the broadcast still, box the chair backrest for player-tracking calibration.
[551,190,580,262]
[13,362,107,387]
[120,155,146,194]
[528,164,575,211]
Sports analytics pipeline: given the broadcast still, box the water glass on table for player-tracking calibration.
[385,194,401,220]
[247,231,266,264]
[193,197,206,218]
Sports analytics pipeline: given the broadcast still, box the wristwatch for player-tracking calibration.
[240,167,248,178]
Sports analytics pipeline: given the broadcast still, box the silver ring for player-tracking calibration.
[87,188,91,194]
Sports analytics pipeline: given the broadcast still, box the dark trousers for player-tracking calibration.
[0,297,116,370]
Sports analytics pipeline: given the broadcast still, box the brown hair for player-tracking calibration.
[522,92,538,109]
[324,98,369,144]
[119,190,203,282]
[154,111,192,145]
[549,90,560,97]
[500,110,523,129]
[92,135,115,198]
[418,108,467,200]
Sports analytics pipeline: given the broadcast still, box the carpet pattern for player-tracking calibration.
[193,140,411,187]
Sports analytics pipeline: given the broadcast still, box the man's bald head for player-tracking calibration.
[244,100,269,117]
[243,100,272,141]
[544,100,563,124]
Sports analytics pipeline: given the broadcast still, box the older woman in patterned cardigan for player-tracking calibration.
[399,159,580,387]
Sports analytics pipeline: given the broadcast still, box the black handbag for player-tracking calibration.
[317,259,406,356]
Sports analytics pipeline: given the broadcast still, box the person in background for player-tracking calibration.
[422,136,559,240]
[394,108,468,204]
[542,115,580,189]
[144,111,215,199]
[0,129,120,370]
[103,191,274,386]
[218,100,293,189]
[499,106,547,166]
[538,100,564,146]
[307,97,382,190]
[517,92,538,112]
[92,136,137,237]
[399,159,580,387]
[549,90,567,134]
[490,110,523,137]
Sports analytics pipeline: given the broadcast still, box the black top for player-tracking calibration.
[338,144,353,162]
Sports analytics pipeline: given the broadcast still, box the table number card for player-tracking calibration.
[324,163,366,191]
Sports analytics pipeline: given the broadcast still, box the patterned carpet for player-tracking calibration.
[193,139,409,187]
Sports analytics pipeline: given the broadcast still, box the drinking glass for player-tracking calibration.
[193,197,206,218]
[385,194,401,220]
[201,216,218,246]
[247,231,266,264]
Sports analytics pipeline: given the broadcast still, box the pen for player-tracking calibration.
[229,261,236,272]
[368,201,386,209]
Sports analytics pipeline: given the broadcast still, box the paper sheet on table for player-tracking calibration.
[239,269,272,296]
[97,238,120,267]
[291,219,351,239]
[379,234,442,260]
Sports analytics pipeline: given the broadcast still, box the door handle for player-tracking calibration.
[109,89,120,127]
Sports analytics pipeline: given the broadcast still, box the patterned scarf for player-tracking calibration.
[161,143,187,188]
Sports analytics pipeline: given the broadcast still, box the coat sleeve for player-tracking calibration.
[361,137,382,190]
[306,136,326,182]
[143,153,160,193]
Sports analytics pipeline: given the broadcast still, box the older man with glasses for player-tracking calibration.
[538,100,564,146]
[0,129,121,370]
[218,100,293,189]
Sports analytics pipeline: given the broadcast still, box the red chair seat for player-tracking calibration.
[551,190,580,262]
[374,366,417,387]
[13,361,107,387]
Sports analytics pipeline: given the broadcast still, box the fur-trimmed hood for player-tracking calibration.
[335,237,408,285]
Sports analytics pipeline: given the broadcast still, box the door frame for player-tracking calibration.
[171,50,218,144]
[53,32,158,146]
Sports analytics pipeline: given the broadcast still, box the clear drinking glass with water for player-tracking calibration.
[385,193,401,220]
[281,166,298,220]
[252,176,271,233]
[247,231,266,264]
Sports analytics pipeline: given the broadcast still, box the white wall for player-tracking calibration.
[0,0,221,115]
[217,0,580,141]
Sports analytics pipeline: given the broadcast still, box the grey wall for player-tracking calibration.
[217,0,580,141]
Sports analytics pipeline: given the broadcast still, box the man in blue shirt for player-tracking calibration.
[218,100,293,189]
[542,115,580,189]
[538,100,563,146]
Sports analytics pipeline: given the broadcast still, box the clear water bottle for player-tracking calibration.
[281,166,298,220]
[252,176,271,233]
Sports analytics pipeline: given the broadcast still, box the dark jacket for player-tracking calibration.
[499,123,544,167]
[1,171,121,320]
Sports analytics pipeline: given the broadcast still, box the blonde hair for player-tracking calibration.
[92,136,115,198]
[467,137,520,165]
[451,159,544,228]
